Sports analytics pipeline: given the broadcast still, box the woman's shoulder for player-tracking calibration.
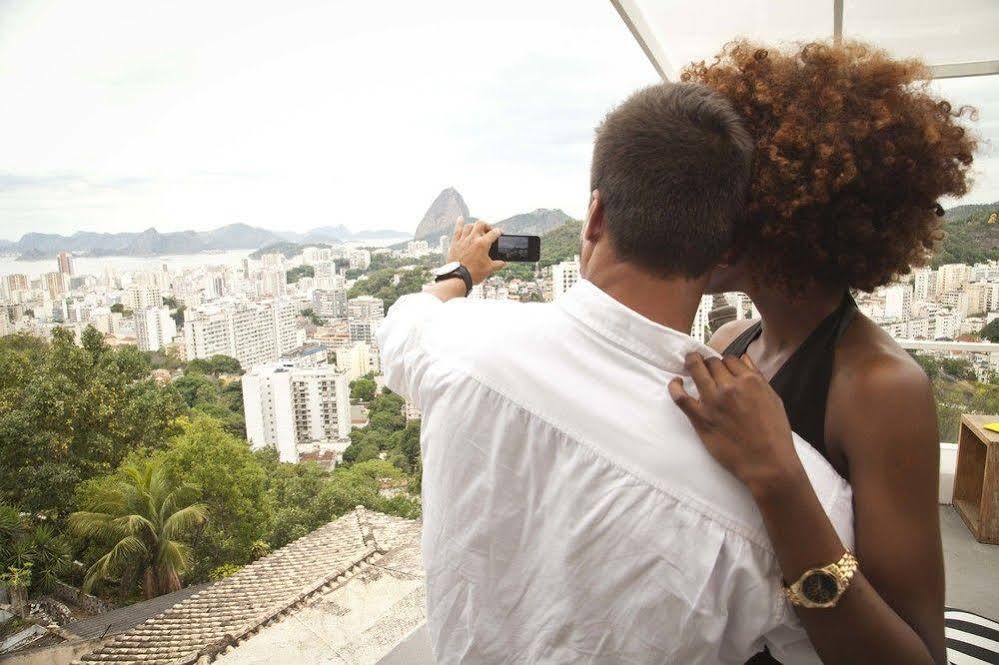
[829,313,936,450]
[706,318,759,354]
[834,313,931,395]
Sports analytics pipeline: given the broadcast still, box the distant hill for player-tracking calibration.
[495,209,572,235]
[934,200,999,267]
[251,242,333,259]
[3,223,407,260]
[414,188,471,241]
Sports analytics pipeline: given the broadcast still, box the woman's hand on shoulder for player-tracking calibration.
[668,352,806,499]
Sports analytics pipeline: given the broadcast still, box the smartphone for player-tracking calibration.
[489,234,540,262]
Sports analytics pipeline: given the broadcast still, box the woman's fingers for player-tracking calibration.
[704,356,734,387]
[668,378,706,425]
[684,353,717,402]
[723,355,751,376]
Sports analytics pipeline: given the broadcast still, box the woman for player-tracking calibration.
[669,41,977,664]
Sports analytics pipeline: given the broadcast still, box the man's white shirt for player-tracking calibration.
[377,279,854,664]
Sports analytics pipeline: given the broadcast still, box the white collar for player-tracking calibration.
[558,279,718,374]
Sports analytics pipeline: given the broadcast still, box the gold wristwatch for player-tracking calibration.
[783,551,858,609]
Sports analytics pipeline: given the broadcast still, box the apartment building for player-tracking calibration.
[347,296,384,344]
[124,284,162,311]
[242,362,350,463]
[134,306,177,351]
[551,256,580,302]
[57,251,75,277]
[334,341,376,382]
[184,299,301,370]
[312,288,348,319]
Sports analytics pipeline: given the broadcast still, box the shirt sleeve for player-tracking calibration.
[376,291,449,411]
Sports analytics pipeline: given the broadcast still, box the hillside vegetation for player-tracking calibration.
[934,201,999,266]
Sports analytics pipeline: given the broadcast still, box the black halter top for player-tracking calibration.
[725,292,857,665]
[722,291,857,476]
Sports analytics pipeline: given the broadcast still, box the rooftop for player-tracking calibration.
[63,507,422,665]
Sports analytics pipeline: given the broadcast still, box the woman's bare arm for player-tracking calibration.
[670,353,945,664]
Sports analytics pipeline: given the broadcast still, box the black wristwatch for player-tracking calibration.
[433,261,473,296]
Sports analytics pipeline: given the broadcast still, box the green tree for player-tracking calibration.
[0,503,71,598]
[156,417,272,581]
[286,265,315,284]
[981,319,999,343]
[300,308,324,326]
[350,377,376,402]
[0,327,185,515]
[186,355,242,376]
[69,461,206,599]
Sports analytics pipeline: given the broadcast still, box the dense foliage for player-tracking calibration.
[912,352,999,441]
[0,327,421,604]
[286,265,315,284]
[0,329,185,515]
[933,203,999,267]
[348,266,432,310]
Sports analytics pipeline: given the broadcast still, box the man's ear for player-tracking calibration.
[584,190,604,242]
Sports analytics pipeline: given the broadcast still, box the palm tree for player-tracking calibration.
[69,461,207,599]
[0,503,71,612]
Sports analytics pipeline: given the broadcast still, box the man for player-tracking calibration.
[378,83,853,663]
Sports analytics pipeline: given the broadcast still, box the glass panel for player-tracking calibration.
[628,0,832,75]
[932,76,999,205]
[845,0,999,67]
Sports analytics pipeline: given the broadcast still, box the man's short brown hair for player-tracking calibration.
[591,82,754,278]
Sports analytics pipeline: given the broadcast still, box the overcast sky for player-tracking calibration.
[0,0,996,241]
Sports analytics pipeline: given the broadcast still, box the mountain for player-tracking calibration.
[2,223,408,259]
[934,200,999,267]
[495,208,572,235]
[414,187,471,241]
[297,225,408,244]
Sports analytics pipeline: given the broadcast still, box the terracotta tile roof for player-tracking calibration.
[65,583,211,640]
[74,507,414,665]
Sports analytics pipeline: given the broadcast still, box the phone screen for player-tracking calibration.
[491,235,540,262]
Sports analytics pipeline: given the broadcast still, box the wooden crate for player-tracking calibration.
[953,414,999,544]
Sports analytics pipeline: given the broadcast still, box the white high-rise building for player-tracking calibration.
[314,262,346,291]
[348,249,371,271]
[335,342,376,382]
[258,268,287,297]
[690,295,713,344]
[883,284,913,320]
[347,296,384,344]
[438,235,451,257]
[134,306,177,351]
[313,288,348,319]
[57,251,74,277]
[303,246,333,264]
[913,267,935,301]
[551,256,581,302]
[936,263,969,295]
[242,362,350,463]
[184,299,300,370]
[124,284,162,311]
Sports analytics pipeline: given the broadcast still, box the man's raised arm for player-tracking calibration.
[376,219,506,407]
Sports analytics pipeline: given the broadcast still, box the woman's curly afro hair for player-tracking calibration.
[681,40,977,293]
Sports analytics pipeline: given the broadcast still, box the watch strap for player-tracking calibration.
[435,264,473,296]
[784,550,858,608]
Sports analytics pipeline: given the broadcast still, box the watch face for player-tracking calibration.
[801,570,840,604]
[434,261,460,277]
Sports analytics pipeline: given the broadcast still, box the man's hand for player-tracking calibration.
[668,353,807,499]
[447,218,507,284]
